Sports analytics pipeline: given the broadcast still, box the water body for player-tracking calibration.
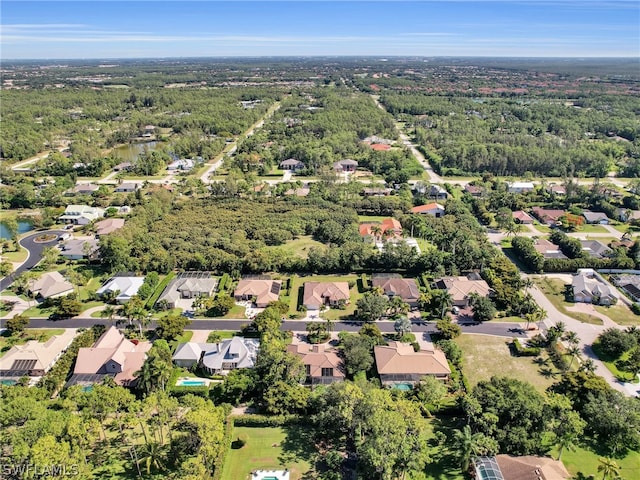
[112,141,160,162]
[0,221,33,239]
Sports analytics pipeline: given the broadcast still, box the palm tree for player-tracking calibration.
[567,345,581,370]
[563,330,580,347]
[452,425,475,473]
[579,358,596,374]
[432,289,453,319]
[137,442,167,474]
[555,431,578,461]
[101,305,116,326]
[597,457,621,480]
[370,225,382,242]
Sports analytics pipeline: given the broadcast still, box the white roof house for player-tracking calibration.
[96,276,145,304]
[0,329,77,378]
[508,182,535,194]
[572,269,617,306]
[59,205,105,225]
[172,337,260,375]
[28,271,74,299]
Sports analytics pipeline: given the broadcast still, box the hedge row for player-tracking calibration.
[543,256,635,273]
[38,325,105,395]
[147,271,176,308]
[233,414,300,427]
[512,338,541,357]
[212,417,235,480]
[218,273,231,292]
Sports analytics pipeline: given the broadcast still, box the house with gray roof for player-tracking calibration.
[0,329,77,378]
[28,271,74,299]
[157,273,218,309]
[59,205,105,225]
[572,269,617,305]
[172,337,259,375]
[96,275,145,304]
[333,159,358,173]
[279,158,305,171]
[580,240,612,259]
[582,210,610,224]
[59,238,99,260]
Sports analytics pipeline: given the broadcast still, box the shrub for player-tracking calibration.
[597,328,637,359]
[512,338,541,357]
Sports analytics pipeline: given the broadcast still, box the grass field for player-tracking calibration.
[595,304,640,325]
[358,215,392,222]
[0,328,65,357]
[455,334,559,393]
[288,274,359,318]
[576,224,609,233]
[556,444,640,479]
[592,342,637,382]
[264,235,324,259]
[221,426,314,480]
[534,278,603,325]
[1,248,28,263]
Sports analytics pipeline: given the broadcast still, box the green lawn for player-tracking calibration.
[221,426,314,480]
[264,235,325,259]
[591,342,637,382]
[455,334,560,394]
[534,278,603,325]
[417,417,465,480]
[556,444,640,479]
[0,328,65,357]
[359,215,392,222]
[532,223,552,233]
[595,304,640,325]
[288,274,359,317]
[576,224,609,233]
[222,303,247,319]
[1,248,28,263]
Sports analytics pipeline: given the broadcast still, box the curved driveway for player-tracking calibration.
[0,229,65,291]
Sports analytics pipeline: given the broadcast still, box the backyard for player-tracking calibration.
[455,334,560,393]
[0,328,65,356]
[221,425,314,480]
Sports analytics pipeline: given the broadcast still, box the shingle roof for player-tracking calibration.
[29,271,74,299]
[433,276,491,303]
[372,277,420,301]
[0,329,77,375]
[303,281,350,309]
[374,341,450,376]
[287,343,344,378]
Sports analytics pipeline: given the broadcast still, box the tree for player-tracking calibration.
[566,345,582,370]
[100,305,117,325]
[206,295,235,317]
[0,260,13,277]
[468,293,496,322]
[597,457,621,480]
[136,340,173,394]
[40,246,61,269]
[137,442,167,474]
[359,322,385,345]
[56,294,83,318]
[356,291,389,322]
[451,425,498,473]
[436,317,461,339]
[306,321,330,344]
[393,315,412,338]
[597,328,636,359]
[156,313,190,341]
[6,313,29,335]
[413,376,447,416]
[339,333,374,377]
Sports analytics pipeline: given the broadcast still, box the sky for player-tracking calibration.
[1,1,639,59]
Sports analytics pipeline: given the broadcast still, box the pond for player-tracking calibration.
[111,141,160,162]
[0,221,33,240]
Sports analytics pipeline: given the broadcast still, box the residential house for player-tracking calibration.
[234,279,282,308]
[359,218,403,241]
[428,184,448,200]
[582,210,610,225]
[167,158,195,171]
[611,274,640,302]
[411,202,445,217]
[95,218,125,236]
[59,238,99,260]
[279,158,305,171]
[28,271,74,299]
[59,205,105,225]
[303,281,350,310]
[157,273,218,309]
[67,326,151,388]
[362,187,393,197]
[287,343,345,385]
[572,269,617,305]
[173,337,260,375]
[363,135,393,145]
[372,275,420,308]
[508,182,535,194]
[474,455,570,480]
[615,208,640,222]
[532,239,567,259]
[0,329,77,378]
[66,183,99,196]
[115,182,140,193]
[531,207,566,226]
[580,240,612,259]
[370,143,391,151]
[96,275,145,304]
[113,162,133,172]
[333,159,358,173]
[374,341,451,387]
[464,184,484,197]
[284,187,310,197]
[433,274,492,307]
[547,184,567,196]
[512,210,534,224]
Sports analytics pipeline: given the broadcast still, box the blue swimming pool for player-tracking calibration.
[177,379,207,387]
[392,383,413,391]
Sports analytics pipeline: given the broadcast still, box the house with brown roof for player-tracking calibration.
[531,207,566,226]
[370,143,391,151]
[333,159,358,173]
[546,184,566,196]
[68,326,151,388]
[372,276,420,308]
[95,218,125,236]
[374,341,450,386]
[474,455,570,480]
[0,329,77,379]
[287,343,344,385]
[303,281,350,310]
[433,275,492,307]
[464,184,484,197]
[512,210,534,224]
[234,279,282,308]
[359,218,402,241]
[532,239,567,259]
[28,271,74,299]
[411,202,445,217]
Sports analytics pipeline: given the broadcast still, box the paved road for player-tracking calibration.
[26,316,529,338]
[0,229,65,291]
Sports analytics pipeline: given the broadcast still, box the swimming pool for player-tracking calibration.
[392,383,413,391]
[176,378,207,387]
